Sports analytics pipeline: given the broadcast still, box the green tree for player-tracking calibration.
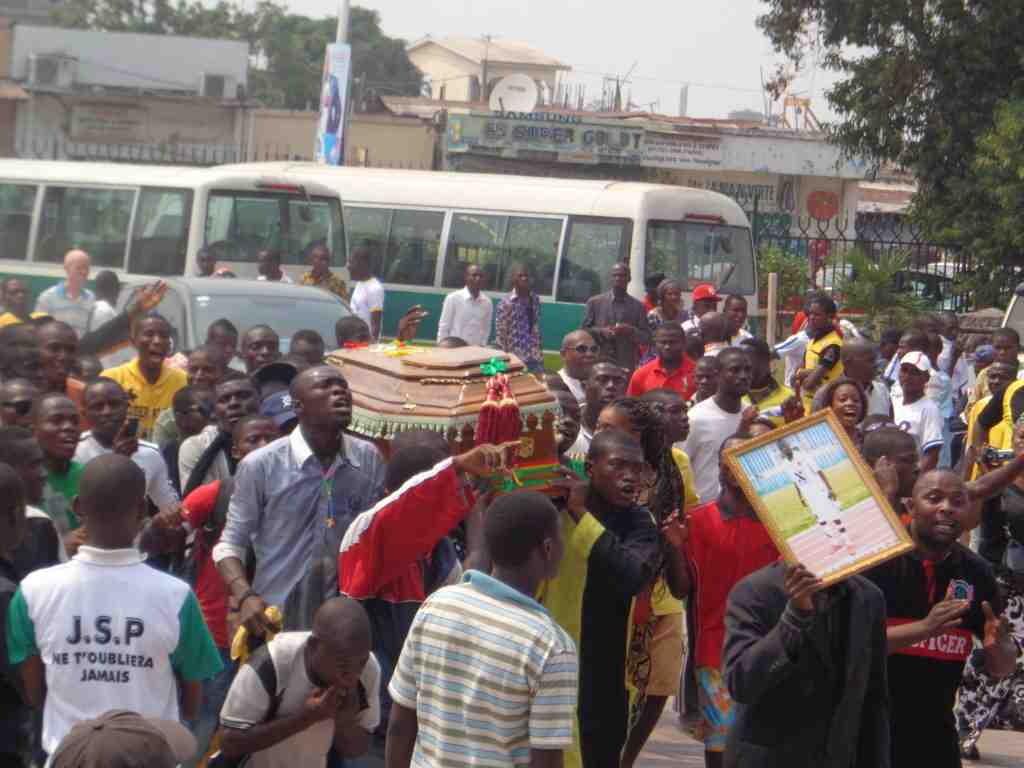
[51,1,422,110]
[952,97,1024,307]
[830,248,929,336]
[757,2,1024,288]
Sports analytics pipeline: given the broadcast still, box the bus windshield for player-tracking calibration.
[645,220,755,296]
[204,191,344,266]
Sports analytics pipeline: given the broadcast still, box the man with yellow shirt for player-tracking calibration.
[967,328,1023,414]
[740,337,796,427]
[795,294,843,413]
[0,278,47,326]
[966,362,1019,473]
[101,313,187,442]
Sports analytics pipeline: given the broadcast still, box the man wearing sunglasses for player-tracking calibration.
[558,330,598,406]
[0,379,36,429]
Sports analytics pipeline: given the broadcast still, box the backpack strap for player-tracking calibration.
[247,643,286,721]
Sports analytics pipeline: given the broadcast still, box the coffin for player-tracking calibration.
[326,344,561,492]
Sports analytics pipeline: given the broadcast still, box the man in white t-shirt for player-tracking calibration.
[893,351,943,471]
[218,596,380,768]
[348,245,385,340]
[257,249,295,284]
[75,377,180,511]
[684,347,753,503]
[5,455,222,757]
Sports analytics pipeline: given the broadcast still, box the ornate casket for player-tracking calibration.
[326,344,561,492]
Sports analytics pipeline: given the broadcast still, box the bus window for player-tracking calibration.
[382,210,444,286]
[0,183,36,260]
[37,186,134,267]
[444,213,560,295]
[556,217,631,303]
[205,192,343,266]
[506,217,560,295]
[444,213,508,292]
[287,200,343,266]
[344,206,392,274]
[645,220,755,296]
[128,188,192,275]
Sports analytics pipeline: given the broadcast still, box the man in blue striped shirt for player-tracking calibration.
[33,249,96,338]
[386,491,578,768]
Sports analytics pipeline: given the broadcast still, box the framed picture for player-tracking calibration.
[723,409,913,585]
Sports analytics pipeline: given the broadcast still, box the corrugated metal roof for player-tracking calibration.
[407,36,570,69]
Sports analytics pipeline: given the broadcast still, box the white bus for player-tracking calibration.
[235,163,757,349]
[0,159,344,296]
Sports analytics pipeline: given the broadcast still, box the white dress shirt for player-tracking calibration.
[437,286,493,346]
[74,432,180,511]
[558,368,586,406]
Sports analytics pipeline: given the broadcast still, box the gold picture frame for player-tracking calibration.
[723,409,914,586]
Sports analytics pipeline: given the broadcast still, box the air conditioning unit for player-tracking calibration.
[29,54,77,89]
[198,73,227,99]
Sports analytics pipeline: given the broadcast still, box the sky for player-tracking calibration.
[279,0,844,121]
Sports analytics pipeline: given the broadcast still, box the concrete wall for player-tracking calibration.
[409,44,479,101]
[15,92,242,158]
[248,109,437,168]
[11,25,248,94]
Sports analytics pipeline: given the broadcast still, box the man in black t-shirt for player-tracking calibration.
[865,469,1019,768]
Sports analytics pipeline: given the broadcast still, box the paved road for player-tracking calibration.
[636,710,1024,768]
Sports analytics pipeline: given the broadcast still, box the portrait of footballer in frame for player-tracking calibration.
[723,410,914,585]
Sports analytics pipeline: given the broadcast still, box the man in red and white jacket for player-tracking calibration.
[338,437,511,756]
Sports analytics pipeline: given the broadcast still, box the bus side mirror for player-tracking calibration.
[1015,281,1024,298]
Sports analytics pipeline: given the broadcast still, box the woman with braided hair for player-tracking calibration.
[595,396,690,768]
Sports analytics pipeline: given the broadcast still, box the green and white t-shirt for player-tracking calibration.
[5,546,223,754]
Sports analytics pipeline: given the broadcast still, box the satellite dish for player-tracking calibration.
[489,73,539,113]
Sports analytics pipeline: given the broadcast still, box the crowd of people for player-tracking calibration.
[0,247,1023,768]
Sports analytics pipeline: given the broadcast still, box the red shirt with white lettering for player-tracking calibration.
[864,546,1001,768]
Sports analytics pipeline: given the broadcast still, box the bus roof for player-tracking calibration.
[0,159,341,194]
[220,162,750,226]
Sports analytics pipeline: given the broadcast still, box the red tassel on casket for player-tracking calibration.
[496,375,522,444]
[476,377,502,445]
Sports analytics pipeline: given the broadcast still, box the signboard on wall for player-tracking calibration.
[447,112,645,165]
[314,43,351,165]
[642,132,723,169]
[70,104,148,143]
[680,173,796,213]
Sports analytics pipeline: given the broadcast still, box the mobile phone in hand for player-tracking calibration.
[124,418,140,439]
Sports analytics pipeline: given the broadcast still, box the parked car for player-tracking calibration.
[105,277,351,367]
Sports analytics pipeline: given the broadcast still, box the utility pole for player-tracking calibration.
[336,0,350,42]
[481,34,492,102]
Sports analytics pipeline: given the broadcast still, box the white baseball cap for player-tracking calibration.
[900,351,932,373]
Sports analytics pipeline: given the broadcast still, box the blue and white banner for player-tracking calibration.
[315,43,352,165]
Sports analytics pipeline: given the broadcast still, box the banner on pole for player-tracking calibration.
[315,43,352,165]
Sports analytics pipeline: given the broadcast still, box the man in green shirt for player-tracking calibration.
[33,394,85,554]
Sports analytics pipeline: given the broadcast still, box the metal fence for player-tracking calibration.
[753,209,982,312]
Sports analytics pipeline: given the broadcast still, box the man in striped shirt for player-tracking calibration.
[386,491,578,768]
